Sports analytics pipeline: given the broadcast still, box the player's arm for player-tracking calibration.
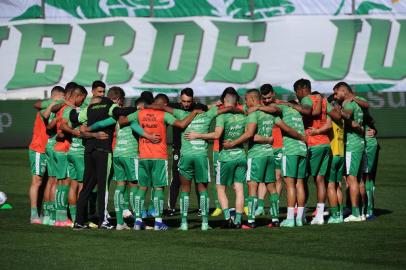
[46,118,57,131]
[307,117,332,136]
[34,98,64,110]
[145,104,174,114]
[88,117,117,131]
[275,120,306,142]
[60,118,80,137]
[279,101,312,116]
[171,109,202,129]
[353,96,369,109]
[253,134,274,144]
[111,106,138,117]
[40,100,57,119]
[258,104,282,116]
[126,112,161,143]
[327,104,342,122]
[217,106,244,115]
[312,94,322,116]
[223,123,257,149]
[185,126,224,141]
[79,125,109,140]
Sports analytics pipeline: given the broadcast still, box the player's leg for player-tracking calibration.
[178,155,195,230]
[243,157,263,229]
[295,155,307,226]
[134,159,150,230]
[273,148,283,195]
[366,144,379,219]
[280,155,298,227]
[151,159,169,230]
[168,148,180,214]
[216,160,233,227]
[94,151,113,229]
[233,159,246,228]
[54,151,70,226]
[327,156,340,224]
[344,151,363,222]
[195,156,211,230]
[211,150,222,216]
[112,157,127,229]
[265,155,278,226]
[255,183,267,216]
[67,154,81,224]
[28,150,46,224]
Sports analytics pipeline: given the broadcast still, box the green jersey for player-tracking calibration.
[46,112,57,151]
[173,107,218,156]
[113,124,139,158]
[246,110,275,158]
[343,101,365,152]
[63,107,84,156]
[216,113,246,162]
[356,96,378,147]
[278,104,307,157]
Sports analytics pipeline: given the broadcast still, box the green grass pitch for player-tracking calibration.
[1,138,406,270]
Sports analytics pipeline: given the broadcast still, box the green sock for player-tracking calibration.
[180,192,189,224]
[330,206,339,218]
[247,196,257,223]
[235,212,242,225]
[61,185,69,221]
[339,204,344,217]
[31,207,39,219]
[129,186,138,212]
[42,202,50,218]
[199,191,209,224]
[243,183,249,207]
[114,186,125,225]
[135,189,146,220]
[352,206,360,217]
[223,208,230,220]
[153,189,164,219]
[269,193,279,221]
[148,189,155,212]
[123,185,130,211]
[50,202,56,221]
[365,180,374,215]
[55,185,63,221]
[257,199,264,209]
[212,183,221,209]
[69,205,76,223]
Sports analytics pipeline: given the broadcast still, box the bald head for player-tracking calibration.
[245,89,261,107]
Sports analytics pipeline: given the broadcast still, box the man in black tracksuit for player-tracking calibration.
[74,89,124,229]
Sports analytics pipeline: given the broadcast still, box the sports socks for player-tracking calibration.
[247,196,257,223]
[315,203,325,220]
[134,189,146,222]
[296,206,304,220]
[269,193,279,221]
[153,189,164,222]
[287,207,295,220]
[55,185,69,222]
[114,185,125,225]
[223,208,230,220]
[129,186,138,212]
[180,192,189,224]
[199,191,209,224]
[365,179,374,215]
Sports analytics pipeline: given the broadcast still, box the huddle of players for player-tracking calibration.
[27,78,379,230]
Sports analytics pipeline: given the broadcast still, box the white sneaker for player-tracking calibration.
[344,215,362,222]
[361,214,366,221]
[122,209,133,219]
[310,217,324,225]
[116,223,130,231]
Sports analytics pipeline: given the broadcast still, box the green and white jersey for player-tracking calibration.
[216,113,246,162]
[64,107,84,156]
[356,96,378,147]
[46,112,57,151]
[173,106,218,156]
[278,104,307,157]
[246,110,275,158]
[113,124,138,158]
[343,100,365,152]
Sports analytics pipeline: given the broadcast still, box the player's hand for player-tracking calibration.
[148,133,161,144]
[95,131,109,140]
[366,128,376,137]
[80,125,90,133]
[223,140,233,149]
[72,129,81,137]
[307,127,319,136]
[192,109,203,114]
[301,135,308,144]
[184,131,198,140]
[215,100,223,107]
[247,106,258,114]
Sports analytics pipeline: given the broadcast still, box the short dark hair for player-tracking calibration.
[220,87,240,103]
[259,84,274,95]
[180,87,194,98]
[107,86,125,100]
[333,81,352,93]
[327,94,335,104]
[140,91,154,104]
[51,85,65,95]
[65,82,78,94]
[92,80,106,90]
[293,78,311,92]
[75,85,88,96]
[155,93,169,104]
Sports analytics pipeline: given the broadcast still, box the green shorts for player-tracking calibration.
[46,148,57,177]
[246,156,276,183]
[308,145,331,177]
[216,158,247,186]
[54,151,68,180]
[28,150,46,177]
[282,155,307,179]
[67,154,85,182]
[363,144,380,178]
[328,156,344,183]
[212,151,219,176]
[345,150,364,177]
[178,154,210,183]
[274,148,282,170]
[138,159,168,188]
[112,156,138,182]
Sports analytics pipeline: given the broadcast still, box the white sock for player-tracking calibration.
[155,217,162,223]
[136,218,142,222]
[297,207,304,220]
[287,207,294,220]
[316,203,325,220]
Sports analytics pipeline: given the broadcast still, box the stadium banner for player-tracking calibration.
[1,15,406,99]
[2,1,406,21]
[1,91,405,148]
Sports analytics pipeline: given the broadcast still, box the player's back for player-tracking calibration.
[138,109,168,159]
[29,112,48,153]
[304,95,330,146]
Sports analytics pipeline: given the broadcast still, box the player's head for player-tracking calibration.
[180,87,194,110]
[71,85,88,107]
[154,93,169,106]
[245,89,261,108]
[220,87,239,107]
[107,86,125,105]
[50,85,65,99]
[334,81,352,101]
[92,80,106,97]
[293,78,311,100]
[64,81,78,99]
[260,84,275,105]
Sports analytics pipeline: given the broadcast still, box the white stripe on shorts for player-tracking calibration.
[134,158,139,180]
[282,155,287,177]
[216,160,221,185]
[207,158,211,183]
[246,158,252,181]
[165,160,169,185]
[345,151,352,175]
[35,152,40,175]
